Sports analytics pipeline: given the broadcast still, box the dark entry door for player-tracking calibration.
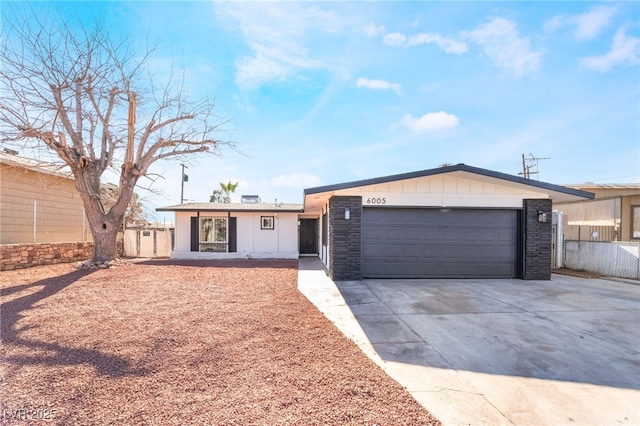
[299,219,318,255]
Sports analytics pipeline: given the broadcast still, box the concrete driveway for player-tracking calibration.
[298,259,640,425]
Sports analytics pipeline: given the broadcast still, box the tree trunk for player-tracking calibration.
[84,207,123,262]
[75,166,130,263]
[91,220,120,262]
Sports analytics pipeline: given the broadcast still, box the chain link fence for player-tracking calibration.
[564,241,640,279]
[0,201,90,244]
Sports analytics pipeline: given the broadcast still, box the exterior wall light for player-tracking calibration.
[538,211,548,223]
[345,207,350,220]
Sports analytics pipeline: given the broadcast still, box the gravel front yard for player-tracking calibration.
[1,260,440,425]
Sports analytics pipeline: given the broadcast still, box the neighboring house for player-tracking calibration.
[0,151,91,244]
[555,184,640,242]
[158,164,593,280]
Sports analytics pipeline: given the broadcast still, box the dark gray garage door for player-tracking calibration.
[362,208,518,279]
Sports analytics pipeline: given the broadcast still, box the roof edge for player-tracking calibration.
[156,202,304,213]
[156,207,304,213]
[304,164,595,200]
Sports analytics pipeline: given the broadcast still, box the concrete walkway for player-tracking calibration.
[297,258,640,425]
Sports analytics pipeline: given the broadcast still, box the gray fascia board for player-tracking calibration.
[304,164,595,200]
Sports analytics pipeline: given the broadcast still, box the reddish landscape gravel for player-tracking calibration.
[1,260,440,425]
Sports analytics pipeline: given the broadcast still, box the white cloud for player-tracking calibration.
[383,32,407,47]
[581,28,640,72]
[402,111,460,133]
[236,55,289,87]
[356,77,402,95]
[268,173,322,188]
[544,6,617,40]
[406,33,468,54]
[574,6,617,40]
[465,18,542,78]
[215,3,343,90]
[383,31,467,54]
[363,23,386,38]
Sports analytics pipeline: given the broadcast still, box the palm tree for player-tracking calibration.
[219,181,239,203]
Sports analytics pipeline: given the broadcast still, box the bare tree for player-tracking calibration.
[0,10,232,263]
[101,185,148,228]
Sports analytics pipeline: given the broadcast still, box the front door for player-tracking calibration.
[299,219,318,255]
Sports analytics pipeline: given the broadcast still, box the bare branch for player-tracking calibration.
[0,4,233,261]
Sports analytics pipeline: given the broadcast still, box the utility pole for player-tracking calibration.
[180,163,188,204]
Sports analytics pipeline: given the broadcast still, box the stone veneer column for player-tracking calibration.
[523,199,553,280]
[328,196,362,280]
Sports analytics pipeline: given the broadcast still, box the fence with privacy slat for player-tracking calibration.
[124,229,173,258]
[564,241,640,279]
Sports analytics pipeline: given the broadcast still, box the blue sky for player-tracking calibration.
[6,1,640,222]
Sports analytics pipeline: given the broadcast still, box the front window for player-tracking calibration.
[200,217,227,252]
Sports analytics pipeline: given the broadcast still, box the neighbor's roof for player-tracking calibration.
[304,163,595,200]
[0,151,73,180]
[565,183,640,190]
[156,202,304,213]
[559,183,640,201]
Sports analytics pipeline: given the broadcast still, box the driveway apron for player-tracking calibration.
[298,258,640,426]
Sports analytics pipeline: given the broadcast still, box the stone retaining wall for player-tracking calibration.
[1,242,93,271]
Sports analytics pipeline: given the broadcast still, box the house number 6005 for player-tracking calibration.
[366,197,387,204]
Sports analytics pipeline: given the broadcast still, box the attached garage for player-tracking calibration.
[303,164,595,281]
[362,208,518,279]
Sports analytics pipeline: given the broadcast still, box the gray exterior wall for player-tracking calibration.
[328,196,362,280]
[523,198,553,280]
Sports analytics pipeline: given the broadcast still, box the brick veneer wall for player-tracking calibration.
[523,199,553,280]
[328,196,362,280]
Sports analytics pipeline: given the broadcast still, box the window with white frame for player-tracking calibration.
[200,217,228,252]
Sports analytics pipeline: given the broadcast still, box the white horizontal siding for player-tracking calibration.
[338,174,547,208]
[172,211,299,258]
